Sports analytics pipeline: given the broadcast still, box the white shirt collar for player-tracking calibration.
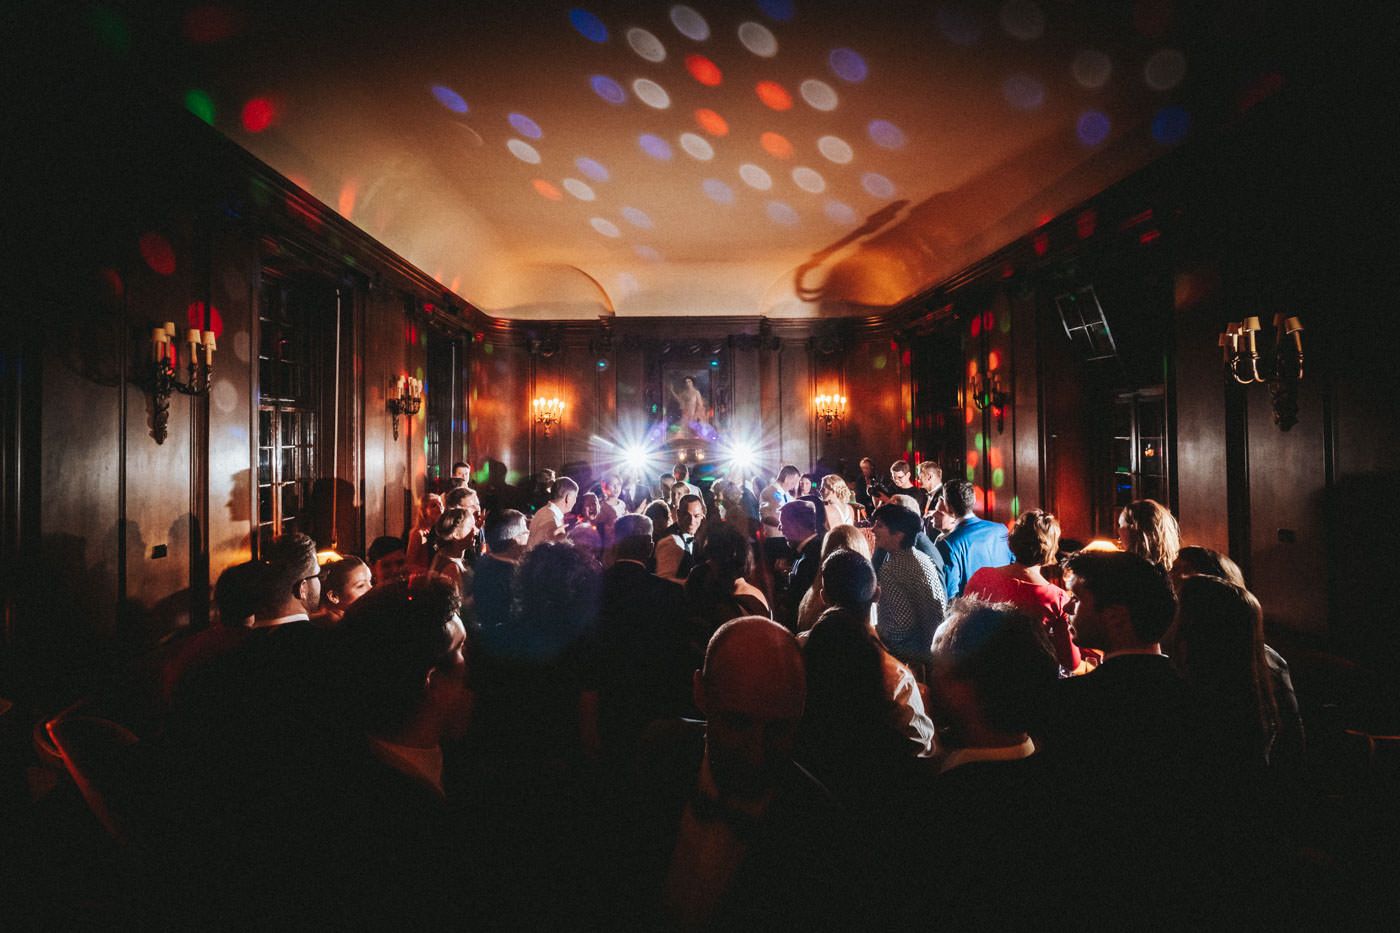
[252,611,310,629]
[547,501,564,521]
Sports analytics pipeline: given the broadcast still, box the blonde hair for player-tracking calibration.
[819,473,851,505]
[821,523,872,562]
[1118,499,1181,572]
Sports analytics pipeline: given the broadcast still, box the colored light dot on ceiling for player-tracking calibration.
[967,450,980,468]
[139,232,176,276]
[685,54,723,87]
[867,119,906,149]
[1077,110,1111,146]
[965,407,976,425]
[828,48,868,83]
[1072,50,1112,89]
[738,21,778,57]
[184,89,215,125]
[1011,495,1021,517]
[1152,106,1190,143]
[186,301,225,338]
[590,75,627,104]
[507,139,541,163]
[966,465,977,482]
[569,8,609,43]
[974,431,985,453]
[590,217,621,238]
[936,5,982,45]
[968,358,979,376]
[992,468,1006,488]
[800,79,839,111]
[756,81,793,110]
[861,172,895,199]
[635,244,663,261]
[621,206,654,229]
[792,166,825,193]
[670,5,710,41]
[626,27,667,61]
[983,311,996,330]
[767,201,799,225]
[1003,74,1046,110]
[824,200,857,225]
[817,135,853,164]
[563,178,596,201]
[575,156,609,181]
[703,178,736,204]
[739,163,773,190]
[1000,0,1046,41]
[759,0,796,22]
[532,179,563,200]
[430,85,468,114]
[988,351,1001,370]
[679,132,715,160]
[1144,48,1187,91]
[508,113,542,139]
[695,107,729,135]
[760,131,793,159]
[633,78,671,109]
[639,133,673,160]
[240,97,277,132]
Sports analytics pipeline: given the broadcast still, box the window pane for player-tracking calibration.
[281,482,300,520]
[259,487,273,523]
[258,448,272,485]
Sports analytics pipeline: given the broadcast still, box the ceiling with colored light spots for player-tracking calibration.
[91,0,1285,318]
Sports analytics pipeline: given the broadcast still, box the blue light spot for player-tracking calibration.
[703,178,735,204]
[861,172,895,199]
[508,113,542,139]
[828,48,868,83]
[709,358,720,367]
[824,200,857,225]
[758,0,796,22]
[1076,110,1111,146]
[1152,105,1190,144]
[867,119,906,149]
[569,8,609,43]
[639,133,673,160]
[590,75,627,104]
[576,157,610,181]
[767,200,799,225]
[621,206,654,229]
[431,85,468,113]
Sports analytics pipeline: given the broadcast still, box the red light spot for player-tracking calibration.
[686,54,723,87]
[1000,262,1015,279]
[901,350,911,366]
[337,183,357,217]
[970,316,981,337]
[755,81,793,111]
[1077,209,1097,239]
[532,179,563,201]
[968,360,979,378]
[1238,71,1285,113]
[1036,213,1053,228]
[1120,208,1154,230]
[965,407,976,425]
[760,132,793,159]
[1033,232,1050,256]
[186,301,225,338]
[241,97,276,133]
[97,267,124,298]
[450,277,460,293]
[988,351,1000,371]
[889,339,899,352]
[934,412,945,429]
[989,447,1003,470]
[139,232,176,276]
[695,108,729,136]
[1139,229,1161,245]
[286,194,323,233]
[982,311,995,330]
[183,5,242,43]
[967,450,980,468]
[985,490,997,513]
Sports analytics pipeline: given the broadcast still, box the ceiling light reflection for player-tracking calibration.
[621,206,654,228]
[817,135,854,164]
[695,108,729,135]
[430,85,469,114]
[792,166,825,193]
[633,78,671,109]
[767,201,799,225]
[563,178,596,200]
[824,200,858,225]
[800,79,839,111]
[703,178,736,204]
[670,5,710,41]
[739,163,773,190]
[867,119,906,149]
[575,157,610,181]
[756,81,793,110]
[569,8,609,43]
[627,27,667,61]
[760,132,793,159]
[590,217,622,237]
[738,22,778,57]
[508,113,542,139]
[861,172,895,199]
[590,75,627,104]
[1072,50,1112,89]
[507,139,541,163]
[639,133,673,159]
[679,132,715,160]
[828,48,868,83]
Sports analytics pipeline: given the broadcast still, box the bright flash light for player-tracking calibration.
[623,445,649,473]
[727,444,756,472]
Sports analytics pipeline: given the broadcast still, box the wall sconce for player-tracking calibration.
[532,396,565,437]
[149,320,215,444]
[970,373,1009,433]
[1218,313,1304,430]
[813,393,847,435]
[387,375,422,440]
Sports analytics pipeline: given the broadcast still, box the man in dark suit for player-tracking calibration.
[778,499,823,630]
[592,514,701,758]
[655,493,705,581]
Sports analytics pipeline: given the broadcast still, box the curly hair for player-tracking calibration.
[1118,499,1181,572]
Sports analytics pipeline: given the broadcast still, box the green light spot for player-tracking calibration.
[873,354,887,370]
[905,440,914,453]
[505,469,522,485]
[90,7,130,55]
[974,431,985,453]
[999,315,1012,334]
[184,89,215,125]
[1011,495,1021,517]
[992,467,1005,488]
[483,343,493,355]
[966,465,976,482]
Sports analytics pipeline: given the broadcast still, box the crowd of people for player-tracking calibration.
[115,455,1331,927]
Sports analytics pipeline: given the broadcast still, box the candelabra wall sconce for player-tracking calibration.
[813,393,848,436]
[1218,313,1305,430]
[970,372,1009,433]
[387,375,423,440]
[148,320,215,444]
[532,396,565,437]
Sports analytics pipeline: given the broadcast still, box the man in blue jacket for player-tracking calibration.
[934,479,1013,599]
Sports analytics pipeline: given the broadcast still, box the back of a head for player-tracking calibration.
[444,486,478,511]
[257,533,317,614]
[821,524,872,562]
[1175,575,1266,689]
[932,599,1060,734]
[644,501,673,540]
[702,615,804,702]
[214,560,265,627]
[484,509,527,553]
[434,507,472,541]
[941,479,976,517]
[872,502,921,549]
[699,521,752,585]
[1175,545,1245,587]
[1119,499,1181,571]
[1009,510,1060,566]
[820,549,877,611]
[891,493,921,514]
[1066,550,1177,644]
[512,542,602,656]
[819,473,850,504]
[779,498,819,538]
[337,574,463,736]
[367,535,405,566]
[918,461,942,486]
[552,476,579,503]
[612,513,655,563]
[777,464,801,483]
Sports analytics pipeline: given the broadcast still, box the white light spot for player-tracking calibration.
[817,135,853,164]
[1144,48,1187,91]
[679,132,715,161]
[800,79,839,111]
[626,27,667,62]
[615,272,640,298]
[670,5,710,41]
[563,178,596,201]
[738,21,778,57]
[232,330,251,362]
[792,166,825,193]
[590,217,621,238]
[767,201,799,225]
[212,380,238,414]
[621,206,654,228]
[1072,50,1112,89]
[507,139,541,164]
[861,172,895,199]
[632,78,671,109]
[824,200,857,225]
[739,163,773,190]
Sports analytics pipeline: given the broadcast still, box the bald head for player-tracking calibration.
[696,616,806,799]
